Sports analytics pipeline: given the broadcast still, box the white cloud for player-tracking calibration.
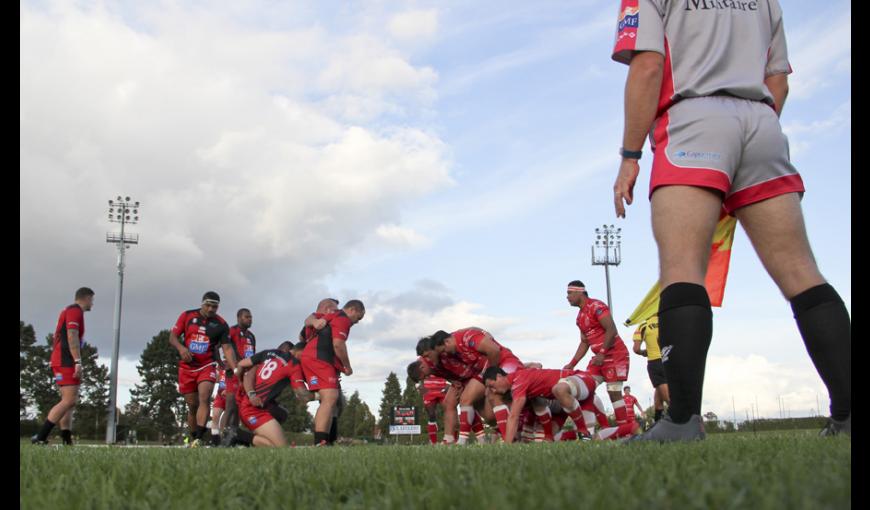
[702,354,828,420]
[782,100,851,157]
[785,7,851,100]
[374,224,431,249]
[97,356,142,409]
[316,34,438,99]
[20,2,451,369]
[389,9,439,43]
[442,13,613,95]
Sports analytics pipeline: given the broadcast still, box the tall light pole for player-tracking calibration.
[592,224,621,310]
[105,196,140,444]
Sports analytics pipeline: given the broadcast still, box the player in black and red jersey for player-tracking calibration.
[168,291,238,447]
[221,308,256,445]
[236,341,312,447]
[299,300,365,446]
[32,287,95,445]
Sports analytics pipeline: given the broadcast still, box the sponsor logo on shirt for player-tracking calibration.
[673,150,722,161]
[685,0,758,12]
[310,377,319,386]
[189,340,210,354]
[618,6,639,32]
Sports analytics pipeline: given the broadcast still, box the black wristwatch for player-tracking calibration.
[620,148,643,160]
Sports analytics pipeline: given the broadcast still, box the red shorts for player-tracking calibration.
[586,351,630,383]
[178,364,218,395]
[300,356,339,390]
[51,366,80,387]
[238,395,274,431]
[213,392,226,410]
[423,390,447,408]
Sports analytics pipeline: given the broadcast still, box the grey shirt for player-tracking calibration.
[611,0,792,113]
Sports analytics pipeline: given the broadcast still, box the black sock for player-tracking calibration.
[314,431,329,445]
[227,407,239,429]
[654,409,663,422]
[193,426,207,440]
[211,433,221,446]
[36,420,56,441]
[60,429,72,445]
[329,417,338,444]
[791,283,851,421]
[659,282,712,424]
[234,429,254,446]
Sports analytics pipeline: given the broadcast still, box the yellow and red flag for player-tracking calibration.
[624,210,737,326]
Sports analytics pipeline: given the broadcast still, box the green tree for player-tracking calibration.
[127,330,186,439]
[274,388,313,434]
[378,372,403,434]
[402,377,426,443]
[20,334,56,420]
[20,322,37,416]
[339,390,377,438]
[74,342,110,438]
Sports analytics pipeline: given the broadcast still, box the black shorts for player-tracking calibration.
[647,359,667,387]
[267,403,289,424]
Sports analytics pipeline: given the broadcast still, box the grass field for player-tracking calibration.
[20,430,850,510]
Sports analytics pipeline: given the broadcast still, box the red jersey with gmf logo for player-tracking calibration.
[229,325,257,361]
[171,309,231,369]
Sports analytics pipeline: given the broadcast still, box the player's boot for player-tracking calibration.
[30,434,48,445]
[819,413,851,437]
[626,414,705,443]
[220,427,238,447]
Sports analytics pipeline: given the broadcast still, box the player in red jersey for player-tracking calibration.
[428,328,527,443]
[32,287,95,445]
[418,332,493,444]
[622,386,646,427]
[595,421,641,441]
[169,291,238,447]
[564,281,634,428]
[236,341,312,447]
[299,300,365,446]
[301,298,340,342]
[588,385,645,441]
[436,327,525,375]
[407,354,459,445]
[483,366,607,443]
[210,368,228,446]
[298,298,343,443]
[420,375,450,445]
[221,308,256,445]
[411,338,462,443]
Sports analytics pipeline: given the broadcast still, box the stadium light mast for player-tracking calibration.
[592,225,621,311]
[105,196,140,444]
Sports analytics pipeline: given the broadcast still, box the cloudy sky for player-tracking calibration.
[20,0,850,423]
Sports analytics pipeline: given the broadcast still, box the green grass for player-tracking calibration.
[20,430,850,510]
